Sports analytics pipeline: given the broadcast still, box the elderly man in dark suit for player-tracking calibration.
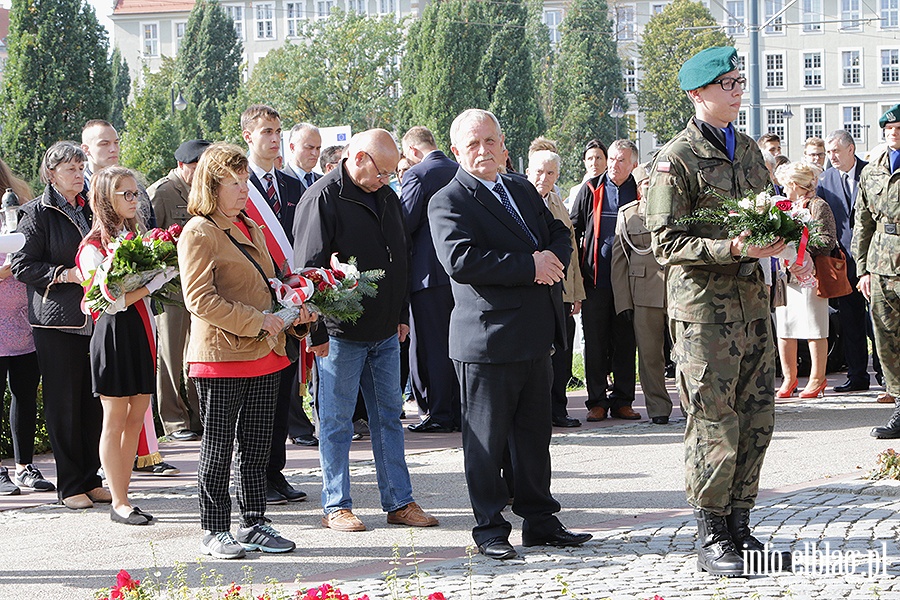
[429,109,591,560]
[401,126,461,433]
[817,129,880,395]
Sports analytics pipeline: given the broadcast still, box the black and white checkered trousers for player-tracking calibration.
[193,372,279,532]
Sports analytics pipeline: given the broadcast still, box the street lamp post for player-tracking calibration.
[609,99,625,140]
[782,104,793,158]
[171,85,188,115]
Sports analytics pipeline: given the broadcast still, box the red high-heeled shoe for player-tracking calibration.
[799,379,827,399]
[775,379,798,398]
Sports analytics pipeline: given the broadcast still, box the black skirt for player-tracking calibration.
[90,302,155,397]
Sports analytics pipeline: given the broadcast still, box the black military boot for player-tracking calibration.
[695,509,745,577]
[871,404,900,439]
[726,507,792,573]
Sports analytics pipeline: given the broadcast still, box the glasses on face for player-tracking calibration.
[805,152,825,158]
[364,152,396,181]
[115,190,140,202]
[710,76,747,91]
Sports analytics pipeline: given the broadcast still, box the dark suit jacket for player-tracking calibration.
[401,150,458,293]
[250,169,301,245]
[817,157,866,279]
[284,162,322,198]
[428,168,571,364]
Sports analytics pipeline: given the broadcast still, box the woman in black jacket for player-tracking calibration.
[11,141,110,510]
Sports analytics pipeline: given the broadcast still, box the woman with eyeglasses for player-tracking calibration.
[76,166,177,525]
[773,162,837,399]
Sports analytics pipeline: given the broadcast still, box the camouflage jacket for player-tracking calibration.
[645,118,771,324]
[853,146,900,277]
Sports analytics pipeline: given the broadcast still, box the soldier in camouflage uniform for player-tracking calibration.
[646,46,805,576]
[853,104,900,440]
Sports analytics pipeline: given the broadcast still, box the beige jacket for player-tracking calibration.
[545,191,586,304]
[612,199,667,313]
[179,210,305,363]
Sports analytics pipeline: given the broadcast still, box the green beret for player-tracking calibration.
[679,46,740,91]
[879,103,900,128]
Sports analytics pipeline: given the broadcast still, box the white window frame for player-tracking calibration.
[286,2,304,36]
[141,22,159,57]
[254,3,275,40]
[802,0,823,32]
[616,5,636,41]
[764,0,785,34]
[840,48,862,87]
[173,21,187,53]
[543,9,563,45]
[841,0,862,30]
[224,4,246,40]
[317,0,335,18]
[842,105,863,141]
[802,50,824,88]
[725,0,746,35]
[348,0,368,14]
[766,108,785,139]
[882,0,899,28]
[803,106,824,139]
[736,109,748,135]
[623,58,637,94]
[379,0,395,15]
[765,52,785,88]
[880,47,900,84]
[651,2,667,13]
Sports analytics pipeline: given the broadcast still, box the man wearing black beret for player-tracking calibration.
[148,139,211,442]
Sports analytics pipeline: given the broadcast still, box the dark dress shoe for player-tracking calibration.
[651,416,669,425]
[292,434,319,446]
[269,479,307,502]
[478,537,518,560]
[522,525,592,548]
[168,429,200,441]
[876,372,885,387]
[265,486,288,505]
[408,419,453,433]
[834,379,869,393]
[610,406,641,420]
[871,406,900,439]
[552,415,582,428]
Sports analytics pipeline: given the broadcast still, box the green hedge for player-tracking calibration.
[0,382,52,460]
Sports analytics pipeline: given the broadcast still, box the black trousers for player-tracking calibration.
[268,360,299,483]
[32,328,102,500]
[410,286,460,427]
[581,286,636,409]
[0,352,41,465]
[454,356,562,545]
[550,307,576,419]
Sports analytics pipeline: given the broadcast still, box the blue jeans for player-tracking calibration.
[316,334,414,513]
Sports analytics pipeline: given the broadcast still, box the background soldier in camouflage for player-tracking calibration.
[853,103,900,440]
[646,46,807,577]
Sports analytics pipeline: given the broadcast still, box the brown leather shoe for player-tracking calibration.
[322,509,366,531]
[86,487,112,503]
[387,501,439,527]
[586,407,608,422]
[610,406,642,420]
[877,392,896,404]
[62,494,93,510]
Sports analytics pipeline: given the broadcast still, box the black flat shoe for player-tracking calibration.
[552,415,582,428]
[132,506,154,520]
[833,380,869,393]
[292,434,319,446]
[111,507,151,525]
[522,525,592,548]
[651,416,669,425]
[478,537,518,560]
[168,429,201,441]
[408,419,453,433]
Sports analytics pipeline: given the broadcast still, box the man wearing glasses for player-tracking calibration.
[803,137,827,169]
[646,46,800,577]
[293,129,438,533]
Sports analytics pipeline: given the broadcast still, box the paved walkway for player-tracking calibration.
[1,382,899,599]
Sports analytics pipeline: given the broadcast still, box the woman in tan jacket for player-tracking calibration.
[178,143,315,559]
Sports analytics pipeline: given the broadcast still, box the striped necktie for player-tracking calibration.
[264,173,281,218]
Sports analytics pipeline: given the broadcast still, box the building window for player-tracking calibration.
[174,21,186,52]
[726,0,746,35]
[842,0,861,29]
[843,105,862,139]
[736,54,746,74]
[286,2,303,36]
[651,2,667,13]
[317,0,334,18]
[224,5,245,40]
[803,52,823,87]
[842,50,861,85]
[802,0,822,31]
[543,9,563,45]
[623,59,636,93]
[255,3,275,39]
[142,23,158,57]
[379,0,395,14]
[348,0,367,13]
[736,110,748,134]
[882,49,900,83]
[882,0,899,28]
[616,5,636,41]
[764,0,784,33]
[804,107,823,139]
[765,53,784,88]
[766,109,785,139]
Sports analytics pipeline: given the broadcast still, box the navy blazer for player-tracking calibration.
[817,158,866,279]
[250,169,302,245]
[428,167,572,364]
[401,150,459,293]
[284,162,322,198]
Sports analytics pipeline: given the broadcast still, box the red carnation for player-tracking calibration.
[167,223,182,238]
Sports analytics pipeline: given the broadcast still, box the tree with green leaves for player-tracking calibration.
[109,48,131,132]
[244,9,404,133]
[0,0,113,180]
[548,0,624,186]
[637,0,732,144]
[176,0,243,139]
[525,0,554,123]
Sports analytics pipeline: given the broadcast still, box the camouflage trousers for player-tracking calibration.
[871,274,900,397]
[670,318,776,515]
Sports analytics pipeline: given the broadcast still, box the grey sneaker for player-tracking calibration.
[0,467,20,496]
[199,531,246,559]
[14,464,55,491]
[236,521,295,553]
